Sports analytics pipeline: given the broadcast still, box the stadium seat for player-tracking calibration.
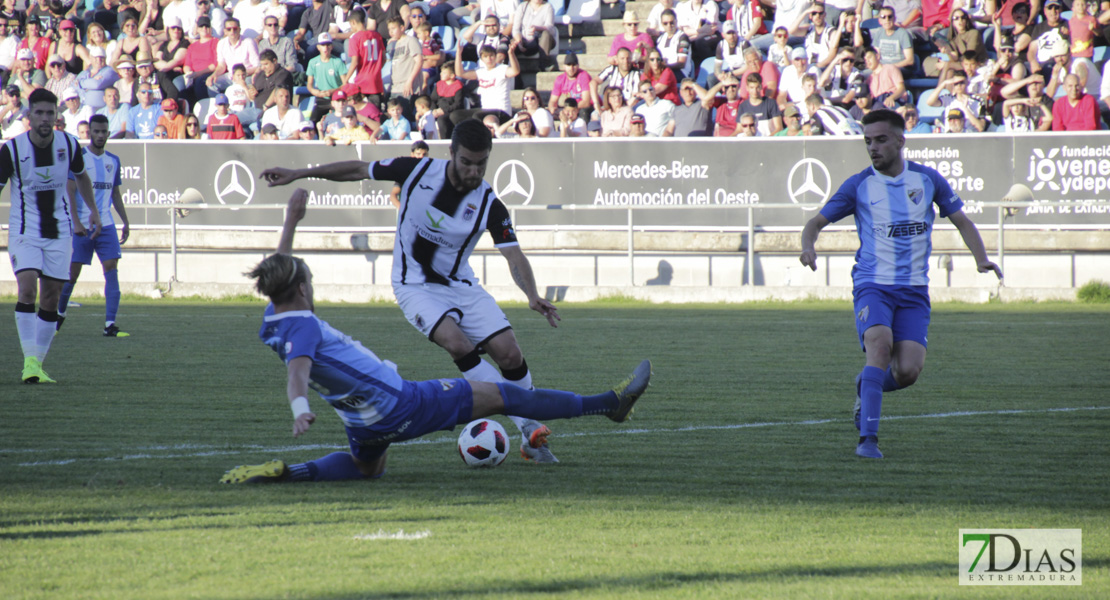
[696,57,714,87]
[433,25,456,56]
[299,95,316,120]
[916,91,943,124]
[1093,46,1108,64]
[860,18,878,30]
[557,0,601,24]
[193,98,216,131]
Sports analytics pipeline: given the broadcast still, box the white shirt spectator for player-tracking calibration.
[636,98,675,136]
[233,0,271,39]
[261,105,307,139]
[0,31,20,71]
[476,63,512,114]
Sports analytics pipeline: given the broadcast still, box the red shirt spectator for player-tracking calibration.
[1051,80,1100,131]
[348,27,386,96]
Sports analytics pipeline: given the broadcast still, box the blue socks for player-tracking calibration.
[287,452,371,481]
[104,269,120,323]
[882,367,902,392]
[859,365,885,438]
[497,384,618,420]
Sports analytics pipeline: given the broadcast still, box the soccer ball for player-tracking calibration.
[457,419,509,468]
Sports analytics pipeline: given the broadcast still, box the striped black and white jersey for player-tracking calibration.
[0,131,85,239]
[811,105,863,136]
[370,157,518,287]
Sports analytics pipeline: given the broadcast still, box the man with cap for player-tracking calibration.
[206,93,245,139]
[136,51,178,104]
[940,107,970,133]
[181,15,218,104]
[11,48,46,97]
[259,14,298,73]
[848,78,873,121]
[17,17,50,71]
[157,96,185,138]
[774,103,804,135]
[548,51,593,117]
[925,64,985,131]
[344,9,385,109]
[76,45,118,110]
[306,32,346,123]
[0,84,27,138]
[59,86,92,135]
[709,19,743,89]
[258,122,279,139]
[127,81,163,138]
[777,46,820,108]
[44,54,78,100]
[628,112,647,137]
[1026,0,1068,78]
[96,85,131,138]
[297,121,317,140]
[0,15,20,81]
[609,12,652,69]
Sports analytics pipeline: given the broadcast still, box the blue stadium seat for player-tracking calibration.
[434,25,457,55]
[1093,46,1108,64]
[916,91,943,124]
[697,57,714,87]
[860,18,878,30]
[299,95,316,120]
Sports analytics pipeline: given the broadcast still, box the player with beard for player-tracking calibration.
[260,118,564,463]
[57,114,131,337]
[798,110,1001,459]
[0,87,100,383]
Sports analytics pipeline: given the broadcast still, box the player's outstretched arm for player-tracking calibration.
[111,187,130,244]
[286,355,316,438]
[260,161,371,187]
[949,210,1003,280]
[499,245,560,328]
[276,189,309,255]
[799,213,830,271]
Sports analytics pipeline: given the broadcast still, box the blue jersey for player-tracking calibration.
[820,161,963,287]
[71,149,122,228]
[259,306,405,428]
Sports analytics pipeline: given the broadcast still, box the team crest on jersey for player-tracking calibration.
[439,379,455,391]
[462,203,477,221]
[56,148,66,161]
[857,305,869,323]
[907,188,924,205]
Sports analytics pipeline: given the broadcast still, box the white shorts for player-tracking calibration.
[394,283,512,345]
[9,234,72,281]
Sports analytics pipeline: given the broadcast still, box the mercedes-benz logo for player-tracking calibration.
[213,160,255,208]
[787,158,831,211]
[492,159,535,205]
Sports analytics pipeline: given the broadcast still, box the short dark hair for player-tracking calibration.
[745,72,762,86]
[450,118,493,155]
[259,49,278,63]
[411,140,429,152]
[89,114,109,126]
[861,109,906,130]
[349,9,365,25]
[28,88,58,107]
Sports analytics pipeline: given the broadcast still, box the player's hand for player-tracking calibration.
[88,214,102,239]
[531,297,560,328]
[119,223,130,244]
[260,167,299,187]
[286,189,308,222]
[293,412,316,437]
[978,259,1003,280]
[799,248,818,271]
[73,221,87,237]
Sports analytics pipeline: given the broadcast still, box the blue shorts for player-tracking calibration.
[71,224,122,265]
[852,283,931,352]
[344,378,474,464]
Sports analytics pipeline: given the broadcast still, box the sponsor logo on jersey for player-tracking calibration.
[439,379,455,391]
[886,221,929,238]
[425,209,445,230]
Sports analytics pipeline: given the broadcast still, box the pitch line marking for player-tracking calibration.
[9,406,1109,467]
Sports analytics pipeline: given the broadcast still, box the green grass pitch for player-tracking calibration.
[1,300,1107,599]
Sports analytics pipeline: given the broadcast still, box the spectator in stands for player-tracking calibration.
[137,52,178,103]
[669,77,712,136]
[110,14,152,69]
[924,7,981,76]
[921,0,953,42]
[154,17,189,87]
[305,32,346,123]
[207,18,260,93]
[628,112,648,137]
[519,86,553,136]
[481,112,501,137]
[193,0,229,42]
[128,82,162,138]
[413,22,444,90]
[253,48,293,111]
[939,107,970,133]
[992,35,1028,83]
[869,6,915,78]
[153,123,169,139]
[751,0,807,52]
[555,96,588,137]
[926,65,986,129]
[294,0,335,60]
[738,70,782,133]
[259,14,298,73]
[45,54,78,99]
[1103,66,1110,129]
[999,73,1053,131]
[642,49,680,104]
[887,0,924,30]
[373,97,412,141]
[656,9,692,81]
[49,19,87,76]
[1046,44,1102,100]
[366,0,411,41]
[0,84,26,138]
[207,93,246,139]
[11,48,44,98]
[766,26,791,69]
[1052,73,1100,130]
[345,83,383,134]
[298,122,318,140]
[328,0,363,49]
[864,47,910,109]
[594,47,643,104]
[76,46,118,110]
[451,0,515,35]
[0,17,20,82]
[60,87,92,135]
[735,111,758,136]
[431,62,465,138]
[496,109,539,138]
[675,0,720,66]
[702,74,743,135]
[19,18,51,71]
[725,0,767,47]
[775,103,804,135]
[1067,0,1099,62]
[848,80,873,120]
[460,14,509,64]
[181,16,217,104]
[1001,96,1041,131]
[710,20,745,89]
[412,95,436,139]
[805,91,861,134]
[610,12,654,69]
[113,59,137,105]
[261,86,306,138]
[597,84,633,136]
[1026,0,1068,78]
[513,0,557,72]
[162,0,198,40]
[345,9,386,110]
[778,46,821,108]
[818,49,860,108]
[233,0,268,40]
[736,46,779,102]
[549,51,593,118]
[898,105,931,133]
[454,39,520,125]
[830,9,867,62]
[97,86,130,138]
[387,16,424,117]
[258,122,279,139]
[800,2,835,69]
[646,0,677,37]
[635,79,676,136]
[157,96,185,138]
[226,64,264,129]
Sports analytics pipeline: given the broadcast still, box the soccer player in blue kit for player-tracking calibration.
[57,115,132,337]
[799,110,1002,459]
[219,189,651,483]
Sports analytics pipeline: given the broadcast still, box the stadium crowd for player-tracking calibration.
[0,0,1106,140]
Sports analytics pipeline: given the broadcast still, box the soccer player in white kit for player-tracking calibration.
[261,118,564,463]
[799,110,1001,459]
[0,88,100,383]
